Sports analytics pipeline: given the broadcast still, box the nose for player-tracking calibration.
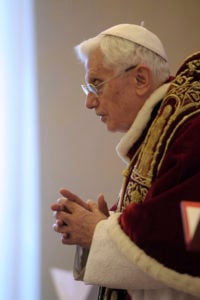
[85,93,99,109]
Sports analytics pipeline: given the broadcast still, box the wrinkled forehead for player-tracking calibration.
[85,48,104,69]
[84,48,113,82]
[85,48,115,76]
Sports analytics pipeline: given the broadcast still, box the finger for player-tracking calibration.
[61,233,72,244]
[53,209,73,229]
[52,197,75,213]
[98,194,110,217]
[59,188,82,202]
[61,233,79,246]
[56,219,64,226]
[53,209,68,220]
[53,222,68,233]
[86,199,99,212]
[52,211,68,228]
[59,188,89,210]
[51,197,69,212]
[51,203,65,211]
[57,197,72,212]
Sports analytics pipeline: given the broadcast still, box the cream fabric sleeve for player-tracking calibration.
[83,213,164,290]
[83,213,200,297]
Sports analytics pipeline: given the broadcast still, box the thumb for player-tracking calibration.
[97,194,109,217]
[59,188,89,210]
[87,199,99,212]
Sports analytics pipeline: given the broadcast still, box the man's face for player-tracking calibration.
[84,48,144,132]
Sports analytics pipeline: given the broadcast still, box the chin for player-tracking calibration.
[106,124,126,133]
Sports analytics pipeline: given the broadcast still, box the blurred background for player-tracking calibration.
[1,1,199,299]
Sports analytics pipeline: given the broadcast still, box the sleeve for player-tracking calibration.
[119,116,200,275]
[73,246,89,280]
[83,213,166,290]
[83,213,200,297]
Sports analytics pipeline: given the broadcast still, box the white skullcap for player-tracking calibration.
[100,23,168,61]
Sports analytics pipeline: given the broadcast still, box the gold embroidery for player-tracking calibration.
[118,52,200,211]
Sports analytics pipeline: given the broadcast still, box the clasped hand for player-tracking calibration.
[51,189,109,249]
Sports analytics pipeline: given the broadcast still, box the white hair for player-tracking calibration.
[75,34,170,87]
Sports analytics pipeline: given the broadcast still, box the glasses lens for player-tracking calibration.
[88,84,98,95]
[81,84,97,96]
[81,85,89,95]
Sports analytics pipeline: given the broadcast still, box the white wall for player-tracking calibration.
[35,1,200,299]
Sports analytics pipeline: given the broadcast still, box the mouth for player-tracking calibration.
[97,113,106,123]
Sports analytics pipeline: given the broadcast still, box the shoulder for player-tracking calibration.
[175,51,200,77]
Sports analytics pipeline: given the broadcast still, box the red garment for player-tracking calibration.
[119,115,200,275]
[119,52,200,276]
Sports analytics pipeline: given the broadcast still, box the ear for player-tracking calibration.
[134,65,153,97]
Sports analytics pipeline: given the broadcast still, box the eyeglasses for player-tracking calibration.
[81,65,136,96]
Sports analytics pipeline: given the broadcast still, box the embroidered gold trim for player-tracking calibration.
[118,52,200,211]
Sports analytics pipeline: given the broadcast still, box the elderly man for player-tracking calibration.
[51,24,200,300]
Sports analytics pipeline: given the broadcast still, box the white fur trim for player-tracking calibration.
[84,214,200,297]
[84,214,165,290]
[116,83,171,164]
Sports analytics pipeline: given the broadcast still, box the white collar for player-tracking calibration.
[116,83,171,164]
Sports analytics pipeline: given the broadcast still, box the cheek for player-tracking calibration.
[104,84,133,118]
[108,97,123,118]
[112,97,137,129]
[110,90,130,116]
